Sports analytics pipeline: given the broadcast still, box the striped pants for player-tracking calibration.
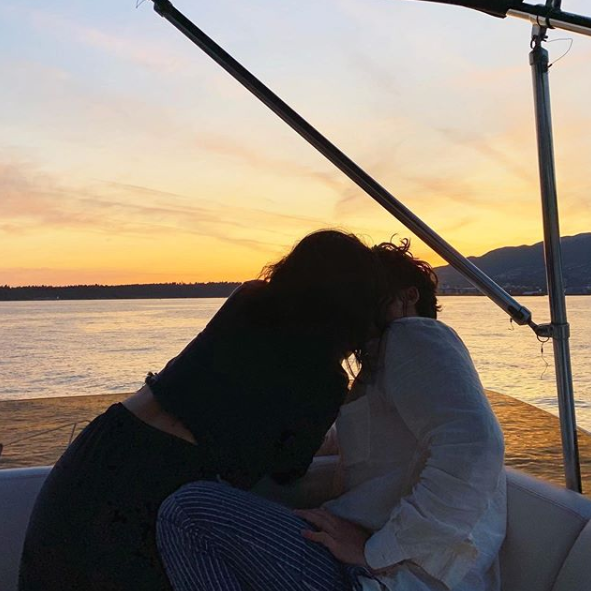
[157,481,371,591]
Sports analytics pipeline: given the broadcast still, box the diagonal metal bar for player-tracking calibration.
[148,0,533,327]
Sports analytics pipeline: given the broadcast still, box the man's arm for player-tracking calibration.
[363,321,505,571]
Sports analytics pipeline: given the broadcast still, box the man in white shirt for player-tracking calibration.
[156,239,506,591]
[297,241,506,591]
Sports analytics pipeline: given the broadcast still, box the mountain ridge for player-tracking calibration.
[2,233,590,299]
[435,232,591,295]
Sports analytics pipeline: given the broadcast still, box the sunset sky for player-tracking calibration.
[1,0,590,286]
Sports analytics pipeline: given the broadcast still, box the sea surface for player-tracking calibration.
[1,296,591,431]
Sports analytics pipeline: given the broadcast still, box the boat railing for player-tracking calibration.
[143,0,589,491]
[0,421,90,461]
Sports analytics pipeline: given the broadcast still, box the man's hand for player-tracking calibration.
[295,507,371,567]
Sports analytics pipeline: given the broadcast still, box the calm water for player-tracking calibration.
[1,296,590,430]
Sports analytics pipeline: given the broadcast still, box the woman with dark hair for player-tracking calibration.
[156,239,505,591]
[19,230,384,591]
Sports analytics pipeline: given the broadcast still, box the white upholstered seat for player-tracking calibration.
[501,467,591,591]
[0,467,49,591]
[1,462,590,591]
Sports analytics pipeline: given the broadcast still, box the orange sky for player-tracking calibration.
[1,0,590,286]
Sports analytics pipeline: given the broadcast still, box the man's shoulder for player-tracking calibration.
[382,316,472,372]
[380,318,483,400]
[385,317,460,344]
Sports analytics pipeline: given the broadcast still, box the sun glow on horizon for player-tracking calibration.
[1,0,590,287]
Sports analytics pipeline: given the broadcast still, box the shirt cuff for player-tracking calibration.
[364,526,407,571]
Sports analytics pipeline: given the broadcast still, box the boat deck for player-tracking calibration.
[1,391,590,495]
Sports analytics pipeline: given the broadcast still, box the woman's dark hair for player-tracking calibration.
[372,238,440,320]
[259,230,383,360]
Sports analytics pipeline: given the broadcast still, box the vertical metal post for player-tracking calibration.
[146,0,584,489]
[529,7,582,491]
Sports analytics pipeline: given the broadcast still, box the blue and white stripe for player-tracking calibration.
[157,480,370,591]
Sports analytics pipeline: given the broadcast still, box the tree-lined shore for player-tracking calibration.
[3,233,590,300]
[0,282,241,301]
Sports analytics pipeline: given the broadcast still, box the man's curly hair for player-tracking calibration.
[373,238,440,320]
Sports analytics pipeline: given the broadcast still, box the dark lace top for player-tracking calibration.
[147,280,348,487]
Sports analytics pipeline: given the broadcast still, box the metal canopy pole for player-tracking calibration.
[413,1,591,36]
[146,0,587,490]
[508,4,591,37]
[414,0,586,498]
[148,0,533,328]
[529,0,582,492]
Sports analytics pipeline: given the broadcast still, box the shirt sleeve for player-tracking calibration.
[364,320,505,570]
[270,366,348,485]
[270,412,338,485]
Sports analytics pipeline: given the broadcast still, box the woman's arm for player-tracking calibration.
[270,366,347,485]
[270,405,340,485]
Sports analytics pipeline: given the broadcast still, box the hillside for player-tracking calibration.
[3,234,590,299]
[435,233,591,295]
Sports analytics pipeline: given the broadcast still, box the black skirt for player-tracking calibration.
[19,403,217,591]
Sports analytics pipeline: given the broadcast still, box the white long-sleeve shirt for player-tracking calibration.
[324,317,506,591]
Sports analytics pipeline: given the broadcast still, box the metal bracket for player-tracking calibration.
[535,322,570,340]
[531,22,549,50]
[152,0,173,17]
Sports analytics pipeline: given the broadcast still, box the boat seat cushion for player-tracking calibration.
[501,467,591,591]
[552,520,591,591]
[2,463,591,591]
[0,467,50,591]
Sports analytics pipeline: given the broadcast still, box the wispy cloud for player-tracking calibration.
[192,132,338,184]
[0,154,338,253]
[436,127,534,184]
[20,7,195,75]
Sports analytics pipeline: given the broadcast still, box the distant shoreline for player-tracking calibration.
[4,232,589,300]
[1,289,589,301]
[0,282,241,302]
